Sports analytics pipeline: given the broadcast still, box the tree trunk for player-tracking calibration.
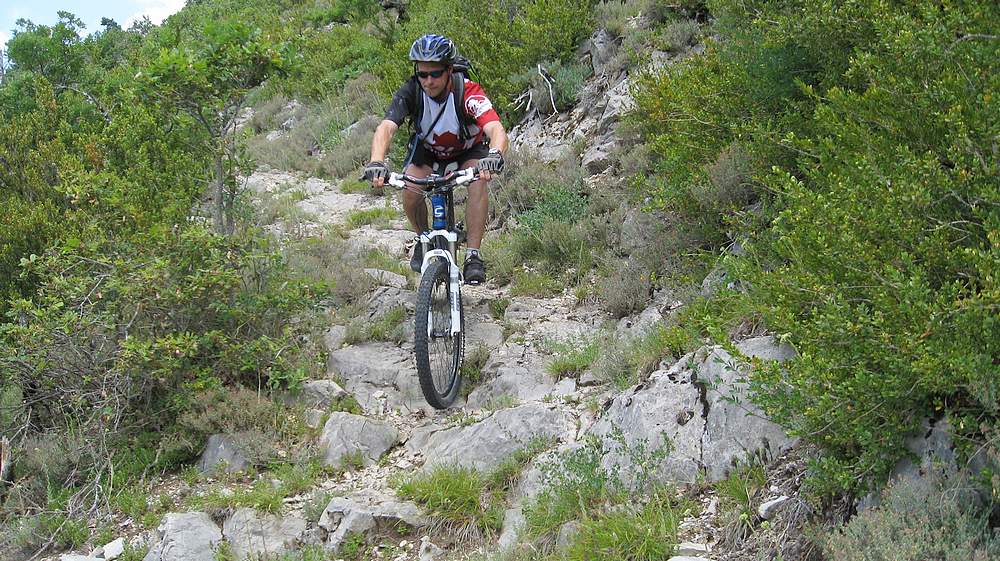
[213,150,225,235]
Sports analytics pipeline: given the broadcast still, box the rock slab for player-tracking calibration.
[143,512,222,561]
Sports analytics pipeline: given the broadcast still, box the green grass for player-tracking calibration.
[715,461,766,543]
[460,344,491,397]
[489,297,511,319]
[562,491,687,561]
[346,206,397,228]
[395,439,554,536]
[545,337,601,378]
[364,247,412,278]
[186,461,330,515]
[595,325,691,390]
[510,270,562,297]
[396,464,500,533]
[343,305,406,345]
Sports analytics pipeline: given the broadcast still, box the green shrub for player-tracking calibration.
[396,464,501,534]
[714,461,766,545]
[512,58,592,116]
[343,306,407,345]
[562,491,684,561]
[382,0,595,113]
[823,471,1000,560]
[595,259,652,318]
[595,325,690,389]
[346,206,397,229]
[545,337,601,378]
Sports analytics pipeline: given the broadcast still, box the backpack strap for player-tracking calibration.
[451,72,479,143]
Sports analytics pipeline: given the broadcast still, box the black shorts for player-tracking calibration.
[408,141,490,171]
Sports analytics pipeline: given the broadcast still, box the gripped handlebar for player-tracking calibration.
[385,168,480,193]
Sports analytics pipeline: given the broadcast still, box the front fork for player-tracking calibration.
[420,230,462,337]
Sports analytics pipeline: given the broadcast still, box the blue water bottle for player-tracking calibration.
[431,194,447,230]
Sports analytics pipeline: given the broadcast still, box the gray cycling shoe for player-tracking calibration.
[463,254,485,285]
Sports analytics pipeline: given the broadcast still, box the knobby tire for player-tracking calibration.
[414,257,463,408]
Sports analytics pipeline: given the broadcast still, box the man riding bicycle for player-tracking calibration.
[363,34,508,285]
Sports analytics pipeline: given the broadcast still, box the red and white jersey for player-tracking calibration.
[417,80,500,159]
[386,77,501,160]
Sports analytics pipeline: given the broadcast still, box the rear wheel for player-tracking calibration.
[413,257,463,408]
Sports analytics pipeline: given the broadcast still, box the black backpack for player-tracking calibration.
[404,54,481,166]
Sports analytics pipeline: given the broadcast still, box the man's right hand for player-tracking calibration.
[363,160,390,189]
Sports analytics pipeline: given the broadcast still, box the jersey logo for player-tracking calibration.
[465,94,493,119]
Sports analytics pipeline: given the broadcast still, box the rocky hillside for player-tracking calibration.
[14,1,998,559]
[32,27,816,561]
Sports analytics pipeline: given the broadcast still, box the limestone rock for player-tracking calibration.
[222,508,307,558]
[92,537,125,560]
[757,496,790,520]
[328,343,429,414]
[410,404,573,472]
[591,336,797,485]
[586,29,617,76]
[699,336,798,481]
[324,325,347,353]
[498,507,526,551]
[197,434,250,475]
[298,380,348,410]
[143,512,222,561]
[318,412,399,468]
[365,268,408,289]
[318,493,428,552]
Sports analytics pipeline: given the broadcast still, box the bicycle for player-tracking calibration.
[386,167,479,409]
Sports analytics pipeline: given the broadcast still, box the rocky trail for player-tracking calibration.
[47,32,807,561]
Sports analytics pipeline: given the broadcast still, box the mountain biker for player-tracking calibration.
[362,34,508,286]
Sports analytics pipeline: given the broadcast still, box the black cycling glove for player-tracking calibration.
[477,149,504,174]
[362,160,390,182]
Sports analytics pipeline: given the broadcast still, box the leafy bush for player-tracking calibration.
[512,58,592,116]
[562,491,684,561]
[824,471,1000,560]
[377,0,595,113]
[629,0,999,495]
[0,225,326,527]
[595,259,652,318]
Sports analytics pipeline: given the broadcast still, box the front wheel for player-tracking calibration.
[414,257,463,408]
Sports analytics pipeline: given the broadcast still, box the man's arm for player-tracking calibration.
[370,119,399,163]
[483,120,508,154]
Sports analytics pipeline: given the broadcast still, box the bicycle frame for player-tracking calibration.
[386,168,479,337]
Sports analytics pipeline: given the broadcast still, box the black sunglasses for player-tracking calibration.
[416,69,448,79]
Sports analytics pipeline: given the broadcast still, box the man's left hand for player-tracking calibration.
[477,149,504,179]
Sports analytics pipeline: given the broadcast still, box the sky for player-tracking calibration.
[1,0,185,49]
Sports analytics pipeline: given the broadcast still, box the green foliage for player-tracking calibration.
[545,337,601,378]
[188,461,329,515]
[732,0,1000,493]
[346,206,397,228]
[378,0,595,113]
[823,471,1000,560]
[512,58,591,116]
[6,12,87,89]
[595,324,692,390]
[562,491,684,561]
[343,305,407,345]
[396,464,501,534]
[396,439,552,536]
[714,461,766,544]
[139,18,295,233]
[630,0,999,495]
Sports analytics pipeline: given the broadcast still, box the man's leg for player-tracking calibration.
[458,159,488,249]
[402,163,433,234]
[402,163,433,272]
[459,158,488,284]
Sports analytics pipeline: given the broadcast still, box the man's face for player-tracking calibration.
[415,62,451,98]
